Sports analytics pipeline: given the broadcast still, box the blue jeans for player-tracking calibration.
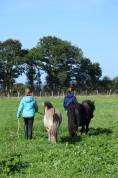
[24,117,34,139]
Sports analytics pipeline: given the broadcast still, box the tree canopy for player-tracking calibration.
[29,36,84,90]
[0,36,111,94]
[0,39,24,95]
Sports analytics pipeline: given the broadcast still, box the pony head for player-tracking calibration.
[82,100,95,110]
[44,101,53,112]
[82,100,95,118]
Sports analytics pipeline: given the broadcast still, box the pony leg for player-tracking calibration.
[55,131,58,142]
[68,122,77,137]
[75,109,80,126]
[85,123,89,134]
[80,126,85,135]
[51,136,56,143]
[67,111,77,137]
[50,132,56,143]
[48,130,51,141]
[50,129,57,143]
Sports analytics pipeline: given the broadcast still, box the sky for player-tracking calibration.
[0,0,118,83]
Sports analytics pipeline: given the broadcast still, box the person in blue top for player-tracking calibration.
[17,88,38,139]
[63,86,79,137]
[63,87,78,111]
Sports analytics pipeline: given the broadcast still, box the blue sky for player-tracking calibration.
[0,0,118,82]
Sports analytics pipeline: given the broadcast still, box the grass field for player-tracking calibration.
[0,95,118,178]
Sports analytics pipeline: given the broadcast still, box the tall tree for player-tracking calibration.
[75,58,102,89]
[0,39,24,95]
[112,76,118,92]
[30,36,83,91]
[26,50,42,89]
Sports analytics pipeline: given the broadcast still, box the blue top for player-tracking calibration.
[17,96,38,119]
[63,93,77,110]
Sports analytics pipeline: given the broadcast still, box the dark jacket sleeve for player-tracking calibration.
[73,96,78,103]
[34,100,38,112]
[63,96,67,110]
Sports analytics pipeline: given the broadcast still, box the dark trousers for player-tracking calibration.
[24,117,34,139]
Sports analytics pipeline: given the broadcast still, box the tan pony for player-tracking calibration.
[43,101,62,143]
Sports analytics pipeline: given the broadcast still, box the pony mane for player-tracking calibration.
[44,101,53,110]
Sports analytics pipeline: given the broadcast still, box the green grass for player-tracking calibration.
[0,95,118,178]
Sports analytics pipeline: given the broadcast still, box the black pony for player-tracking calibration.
[67,100,95,137]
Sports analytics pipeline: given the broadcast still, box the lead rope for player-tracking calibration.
[17,119,20,138]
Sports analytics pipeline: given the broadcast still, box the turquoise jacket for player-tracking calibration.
[17,96,38,119]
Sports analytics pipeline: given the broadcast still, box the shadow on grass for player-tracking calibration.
[89,127,113,136]
[60,127,113,143]
[60,135,82,144]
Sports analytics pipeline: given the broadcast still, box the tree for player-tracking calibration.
[0,39,24,95]
[26,50,42,89]
[96,76,112,93]
[30,36,83,91]
[113,76,118,84]
[112,76,118,92]
[75,58,102,89]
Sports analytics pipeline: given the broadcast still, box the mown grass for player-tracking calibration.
[0,95,118,178]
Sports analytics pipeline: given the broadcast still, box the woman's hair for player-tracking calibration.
[67,86,75,92]
[25,88,33,96]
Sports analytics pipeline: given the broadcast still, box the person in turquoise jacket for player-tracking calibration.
[17,88,38,139]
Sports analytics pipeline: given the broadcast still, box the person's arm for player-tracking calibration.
[73,95,78,103]
[17,100,24,119]
[63,97,67,110]
[34,100,38,112]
